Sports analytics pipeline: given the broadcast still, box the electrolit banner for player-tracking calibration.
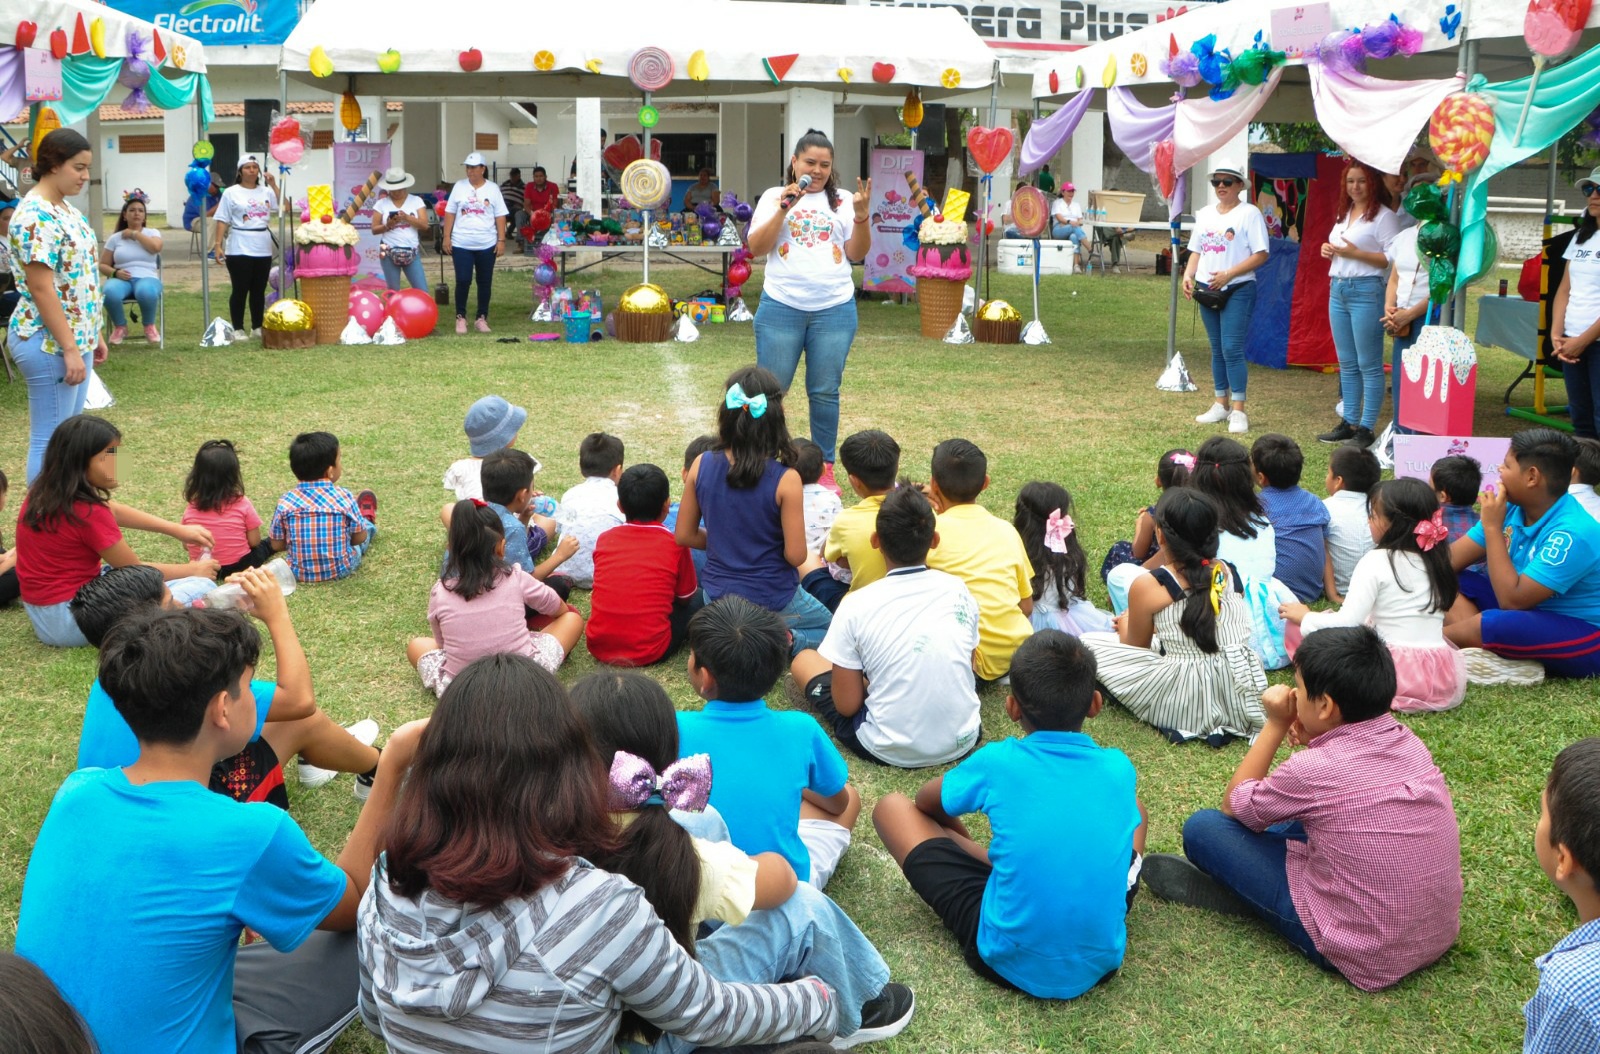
[103,0,301,46]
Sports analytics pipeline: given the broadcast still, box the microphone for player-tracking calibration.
[780,174,813,210]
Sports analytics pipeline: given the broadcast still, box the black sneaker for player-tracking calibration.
[1316,420,1356,444]
[1140,854,1254,917]
[1349,426,1376,449]
[833,983,914,1049]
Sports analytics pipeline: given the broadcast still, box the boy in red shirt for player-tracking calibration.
[586,463,702,666]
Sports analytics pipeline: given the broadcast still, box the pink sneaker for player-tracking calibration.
[475,316,491,333]
[144,325,161,343]
[455,315,467,335]
[818,462,841,496]
[108,325,126,345]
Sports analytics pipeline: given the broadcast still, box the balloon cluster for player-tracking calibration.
[1316,17,1424,74]
[117,30,151,112]
[693,201,724,241]
[719,191,755,225]
[268,246,297,306]
[1406,181,1496,303]
[520,207,553,243]
[727,248,752,300]
[533,243,560,304]
[184,155,213,221]
[269,115,306,170]
[347,286,438,339]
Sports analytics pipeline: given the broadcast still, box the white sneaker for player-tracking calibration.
[297,719,382,788]
[1461,648,1546,686]
[1228,410,1249,434]
[1195,402,1229,424]
[231,329,251,344]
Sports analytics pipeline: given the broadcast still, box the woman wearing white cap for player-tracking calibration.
[1185,161,1270,434]
[211,154,279,342]
[372,167,430,292]
[442,151,508,334]
[1553,166,1600,439]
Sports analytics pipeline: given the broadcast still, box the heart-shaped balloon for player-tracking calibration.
[602,134,663,172]
[15,20,36,48]
[872,62,895,83]
[966,126,1015,175]
[1154,139,1177,200]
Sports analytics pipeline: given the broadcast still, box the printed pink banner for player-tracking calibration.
[862,148,924,294]
[333,141,391,282]
[1393,435,1510,497]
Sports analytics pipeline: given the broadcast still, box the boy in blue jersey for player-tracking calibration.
[873,630,1146,1000]
[677,595,861,889]
[1446,429,1600,681]
[14,606,425,1054]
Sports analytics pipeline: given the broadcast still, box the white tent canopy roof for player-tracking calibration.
[282,0,995,100]
[1030,0,1600,99]
[8,0,209,71]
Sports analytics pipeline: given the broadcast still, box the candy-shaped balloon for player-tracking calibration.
[966,126,1014,175]
[387,288,438,338]
[1526,0,1592,59]
[629,46,674,92]
[619,160,672,211]
[534,263,557,287]
[348,288,386,336]
[1429,93,1495,175]
[1010,186,1049,238]
[728,260,752,286]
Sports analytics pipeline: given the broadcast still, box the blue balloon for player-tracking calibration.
[534,263,557,287]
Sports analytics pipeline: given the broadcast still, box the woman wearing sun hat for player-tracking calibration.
[372,167,430,292]
[442,151,508,334]
[1553,166,1600,439]
[1184,159,1270,434]
[212,153,279,342]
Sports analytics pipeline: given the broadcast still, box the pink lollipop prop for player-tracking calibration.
[1516,0,1593,144]
[629,47,674,92]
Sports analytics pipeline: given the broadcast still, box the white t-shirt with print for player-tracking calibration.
[751,187,859,312]
[1389,225,1428,311]
[817,566,982,768]
[373,194,425,250]
[216,185,278,258]
[445,179,509,251]
[1328,205,1402,279]
[1187,202,1270,288]
[104,229,162,280]
[1562,234,1600,339]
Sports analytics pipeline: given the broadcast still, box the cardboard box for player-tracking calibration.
[997,238,1076,276]
[1088,190,1145,225]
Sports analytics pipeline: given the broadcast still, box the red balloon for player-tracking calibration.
[727,261,751,285]
[531,208,552,232]
[387,288,439,339]
[434,200,447,216]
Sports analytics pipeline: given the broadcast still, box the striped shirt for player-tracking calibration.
[358,856,837,1054]
[1525,918,1600,1053]
[268,481,367,583]
[1229,713,1462,990]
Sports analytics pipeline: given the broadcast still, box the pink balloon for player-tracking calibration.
[348,289,386,336]
[387,288,439,339]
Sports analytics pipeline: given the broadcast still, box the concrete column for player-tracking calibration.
[443,102,474,173]
[163,106,199,229]
[784,87,834,170]
[405,101,441,190]
[575,97,602,209]
[719,103,749,200]
[84,110,101,227]
[1071,109,1104,194]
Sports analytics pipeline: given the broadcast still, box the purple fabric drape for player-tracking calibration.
[1107,86,1186,220]
[0,47,26,127]
[1018,87,1097,176]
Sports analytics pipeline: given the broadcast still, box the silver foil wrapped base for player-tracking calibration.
[339,317,373,344]
[1156,352,1197,392]
[716,222,742,246]
[1021,320,1051,345]
[942,315,974,344]
[647,228,668,248]
[726,297,753,322]
[672,315,700,342]
[201,317,236,347]
[372,317,406,345]
[532,299,553,322]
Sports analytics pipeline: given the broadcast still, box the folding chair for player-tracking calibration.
[110,256,165,350]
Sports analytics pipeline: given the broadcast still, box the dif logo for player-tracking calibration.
[155,0,267,38]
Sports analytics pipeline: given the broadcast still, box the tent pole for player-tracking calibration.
[978,61,1000,304]
[1447,36,1478,328]
[1166,216,1180,365]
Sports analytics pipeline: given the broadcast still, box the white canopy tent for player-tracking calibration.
[6,0,210,70]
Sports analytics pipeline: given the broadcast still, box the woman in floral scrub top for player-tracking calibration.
[9,129,105,484]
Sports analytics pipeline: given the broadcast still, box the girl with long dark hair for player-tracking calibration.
[98,190,162,345]
[1319,158,1400,448]
[1014,481,1112,635]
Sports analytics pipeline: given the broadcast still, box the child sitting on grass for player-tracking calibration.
[677,596,859,889]
[1014,480,1112,636]
[794,438,842,555]
[0,468,16,607]
[790,486,982,768]
[181,439,275,578]
[557,431,626,588]
[1143,625,1462,991]
[1250,434,1329,603]
[873,631,1145,1000]
[443,394,530,501]
[269,431,377,583]
[925,437,1034,683]
[480,447,576,588]
[803,429,901,614]
[1524,737,1600,1051]
[664,434,717,578]
[1101,448,1193,587]
[1323,444,1381,604]
[1431,453,1483,544]
[407,499,583,697]
[587,464,703,667]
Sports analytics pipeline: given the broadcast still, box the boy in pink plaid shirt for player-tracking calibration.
[1142,625,1462,991]
[270,431,379,583]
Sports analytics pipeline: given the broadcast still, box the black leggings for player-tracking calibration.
[226,254,274,331]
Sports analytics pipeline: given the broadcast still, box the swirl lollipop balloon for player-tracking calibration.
[1010,186,1049,239]
[620,160,673,211]
[629,47,675,92]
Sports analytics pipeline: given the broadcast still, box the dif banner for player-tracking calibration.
[104,0,300,46]
[861,149,924,296]
[333,141,391,282]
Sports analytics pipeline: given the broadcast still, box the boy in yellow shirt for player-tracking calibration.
[926,438,1034,682]
[804,430,903,613]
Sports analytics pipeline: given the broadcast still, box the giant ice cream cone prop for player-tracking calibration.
[295,190,361,345]
[910,182,973,338]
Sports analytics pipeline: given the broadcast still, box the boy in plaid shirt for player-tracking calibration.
[270,432,378,582]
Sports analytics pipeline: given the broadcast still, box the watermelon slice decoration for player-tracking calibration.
[152,28,166,62]
[763,54,798,85]
[70,12,89,55]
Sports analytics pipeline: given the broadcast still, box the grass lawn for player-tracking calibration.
[0,261,1584,1054]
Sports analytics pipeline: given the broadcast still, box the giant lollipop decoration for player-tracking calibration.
[1010,186,1048,239]
[1429,93,1496,179]
[1516,0,1594,144]
[629,46,675,92]
[620,159,672,211]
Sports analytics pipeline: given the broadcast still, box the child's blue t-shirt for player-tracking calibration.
[677,700,848,877]
[941,731,1140,1000]
[76,678,275,771]
[1258,485,1331,603]
[1466,493,1600,623]
[664,499,708,576]
[14,767,347,1054]
[490,501,534,572]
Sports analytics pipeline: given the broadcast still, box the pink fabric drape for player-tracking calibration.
[1308,64,1462,175]
[1171,68,1285,176]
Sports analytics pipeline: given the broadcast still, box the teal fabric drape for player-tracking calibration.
[50,54,213,128]
[1457,40,1600,286]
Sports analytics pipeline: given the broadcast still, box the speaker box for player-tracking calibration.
[244,99,275,155]
[920,104,946,155]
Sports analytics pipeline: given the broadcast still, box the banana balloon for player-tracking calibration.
[89,17,106,58]
[688,49,710,81]
[309,45,334,78]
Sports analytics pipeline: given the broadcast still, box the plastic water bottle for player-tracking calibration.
[532,495,559,518]
[194,557,297,611]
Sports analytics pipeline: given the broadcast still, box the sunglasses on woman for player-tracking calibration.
[1583,182,1600,198]
[1210,178,1239,188]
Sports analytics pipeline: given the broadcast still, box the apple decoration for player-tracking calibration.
[377,49,401,73]
[458,47,482,72]
[872,62,895,83]
[49,28,66,58]
[1049,69,1059,94]
[15,21,36,48]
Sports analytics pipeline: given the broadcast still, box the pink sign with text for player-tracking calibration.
[333,141,391,281]
[1392,435,1510,498]
[862,149,924,295]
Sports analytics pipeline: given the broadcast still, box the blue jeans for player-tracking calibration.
[754,296,857,463]
[380,252,429,292]
[349,519,377,573]
[1182,809,1333,970]
[780,582,833,655]
[1329,276,1388,429]
[1051,224,1086,249]
[649,883,891,1054]
[1562,341,1600,439]
[1391,328,1419,435]
[102,277,161,328]
[451,245,496,320]
[12,328,92,484]
[1198,280,1257,400]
